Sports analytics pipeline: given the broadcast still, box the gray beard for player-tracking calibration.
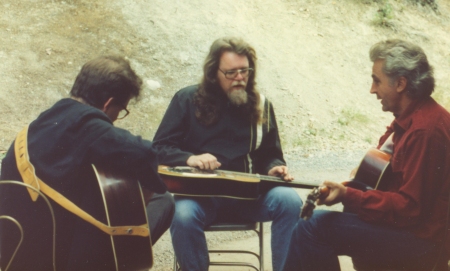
[227,88,248,106]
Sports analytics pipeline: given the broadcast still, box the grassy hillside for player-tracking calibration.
[1,0,449,155]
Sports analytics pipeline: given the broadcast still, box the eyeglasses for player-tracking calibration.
[219,68,254,79]
[117,106,130,120]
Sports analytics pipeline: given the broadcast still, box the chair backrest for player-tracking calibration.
[205,221,258,232]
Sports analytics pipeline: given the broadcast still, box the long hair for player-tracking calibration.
[369,39,434,99]
[70,56,143,108]
[194,37,261,126]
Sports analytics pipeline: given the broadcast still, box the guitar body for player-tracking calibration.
[351,148,392,191]
[158,166,316,200]
[93,165,153,271]
[301,139,394,220]
[158,166,260,199]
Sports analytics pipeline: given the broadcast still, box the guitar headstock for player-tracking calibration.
[300,187,322,220]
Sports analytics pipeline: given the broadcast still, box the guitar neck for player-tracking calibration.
[260,177,317,190]
[215,170,316,190]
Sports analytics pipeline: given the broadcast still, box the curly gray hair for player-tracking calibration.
[369,39,434,99]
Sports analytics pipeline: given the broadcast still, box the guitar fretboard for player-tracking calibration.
[215,169,284,182]
[168,167,316,189]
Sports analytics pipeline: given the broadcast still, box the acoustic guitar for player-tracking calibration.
[92,165,153,271]
[158,166,317,200]
[13,125,153,271]
[300,137,394,220]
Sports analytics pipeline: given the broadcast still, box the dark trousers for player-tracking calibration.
[283,210,440,271]
[147,191,175,244]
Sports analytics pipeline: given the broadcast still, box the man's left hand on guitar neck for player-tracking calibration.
[268,165,294,182]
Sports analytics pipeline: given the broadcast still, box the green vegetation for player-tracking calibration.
[293,137,314,148]
[412,0,439,12]
[337,108,370,126]
[371,0,439,28]
[372,0,394,28]
[278,106,374,151]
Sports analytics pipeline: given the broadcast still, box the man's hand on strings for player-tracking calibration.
[187,153,221,170]
[316,180,347,206]
[268,165,294,182]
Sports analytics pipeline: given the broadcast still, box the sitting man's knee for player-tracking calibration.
[162,192,175,212]
[273,187,302,205]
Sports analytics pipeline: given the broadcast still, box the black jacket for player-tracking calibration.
[153,85,286,174]
[0,98,165,271]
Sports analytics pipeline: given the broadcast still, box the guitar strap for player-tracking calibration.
[14,125,149,237]
[255,93,266,150]
[248,94,266,173]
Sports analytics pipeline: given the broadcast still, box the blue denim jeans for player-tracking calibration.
[283,210,440,271]
[170,186,302,271]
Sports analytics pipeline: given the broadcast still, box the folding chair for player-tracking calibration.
[173,219,264,271]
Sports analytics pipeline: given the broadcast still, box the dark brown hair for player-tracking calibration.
[70,56,142,108]
[194,37,262,126]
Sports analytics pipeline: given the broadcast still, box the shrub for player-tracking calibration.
[373,0,395,28]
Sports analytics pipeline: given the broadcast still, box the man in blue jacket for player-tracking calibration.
[0,56,174,271]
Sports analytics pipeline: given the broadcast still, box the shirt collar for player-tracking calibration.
[393,97,431,132]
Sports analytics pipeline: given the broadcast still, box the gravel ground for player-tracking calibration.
[285,149,366,185]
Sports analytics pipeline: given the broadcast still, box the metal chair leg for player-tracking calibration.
[173,252,180,271]
[173,221,264,271]
[259,221,264,271]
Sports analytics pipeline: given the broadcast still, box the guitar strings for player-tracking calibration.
[0,181,56,271]
[169,166,284,182]
[214,169,285,181]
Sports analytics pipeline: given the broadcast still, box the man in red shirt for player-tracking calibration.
[283,39,450,270]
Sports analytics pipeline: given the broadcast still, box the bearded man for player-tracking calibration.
[153,37,302,271]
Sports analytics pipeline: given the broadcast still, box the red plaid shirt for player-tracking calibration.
[344,97,450,244]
